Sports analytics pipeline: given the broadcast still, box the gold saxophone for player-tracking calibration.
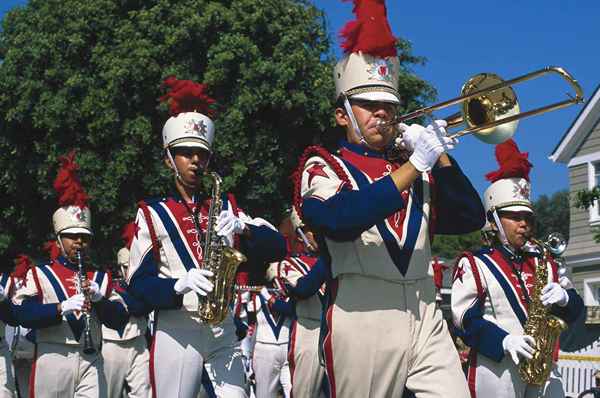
[198,172,247,325]
[519,233,568,385]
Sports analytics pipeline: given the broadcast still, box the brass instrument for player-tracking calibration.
[378,66,583,145]
[76,249,96,355]
[519,233,568,385]
[198,172,247,325]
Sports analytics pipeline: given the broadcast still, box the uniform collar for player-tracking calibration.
[337,139,387,159]
[56,255,78,271]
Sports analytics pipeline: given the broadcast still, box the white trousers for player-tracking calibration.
[0,341,15,398]
[289,318,326,398]
[31,342,104,398]
[101,336,151,398]
[471,354,565,398]
[150,312,246,398]
[252,342,291,398]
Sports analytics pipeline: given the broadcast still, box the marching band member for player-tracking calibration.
[278,208,328,398]
[0,256,20,397]
[126,77,286,398]
[10,255,35,398]
[451,139,583,398]
[251,264,294,398]
[295,1,485,396]
[101,224,151,398]
[13,152,128,398]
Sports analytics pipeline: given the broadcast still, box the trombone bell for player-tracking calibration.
[460,73,520,144]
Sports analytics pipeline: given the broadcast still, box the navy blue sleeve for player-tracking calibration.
[94,298,129,331]
[0,299,18,326]
[271,298,296,318]
[15,297,62,329]
[240,224,287,264]
[551,289,584,324]
[120,290,151,317]
[432,157,486,235]
[128,252,183,310]
[303,175,405,241]
[287,259,331,299]
[460,299,508,362]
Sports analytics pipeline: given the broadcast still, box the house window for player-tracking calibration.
[587,162,600,223]
[583,277,600,305]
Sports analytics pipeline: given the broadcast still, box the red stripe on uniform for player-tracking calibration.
[467,350,477,398]
[288,320,298,398]
[323,279,338,398]
[149,315,158,398]
[29,345,37,398]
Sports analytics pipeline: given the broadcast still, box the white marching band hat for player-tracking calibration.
[52,151,93,236]
[483,138,533,215]
[334,0,401,105]
[160,76,216,152]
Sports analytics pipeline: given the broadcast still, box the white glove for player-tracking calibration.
[0,286,6,302]
[541,282,569,307]
[427,119,449,138]
[502,334,535,365]
[216,210,246,247]
[559,275,574,290]
[87,281,104,302]
[60,294,85,316]
[174,268,214,296]
[395,120,448,153]
[409,124,457,172]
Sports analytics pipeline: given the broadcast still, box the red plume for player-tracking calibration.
[43,241,61,261]
[13,254,33,279]
[339,0,397,58]
[485,139,532,183]
[159,76,216,117]
[53,151,89,208]
[121,222,137,249]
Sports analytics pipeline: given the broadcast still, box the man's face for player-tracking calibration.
[495,210,534,250]
[166,146,211,187]
[335,99,398,151]
[59,233,91,262]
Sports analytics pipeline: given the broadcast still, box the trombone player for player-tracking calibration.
[451,139,583,398]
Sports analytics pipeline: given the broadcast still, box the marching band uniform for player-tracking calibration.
[277,209,328,398]
[251,265,293,398]
[296,2,484,396]
[127,78,286,398]
[0,262,19,398]
[9,256,35,398]
[13,152,128,398]
[451,140,584,398]
[101,246,151,398]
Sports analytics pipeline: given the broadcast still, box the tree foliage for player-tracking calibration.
[532,189,570,241]
[574,187,600,242]
[0,0,436,264]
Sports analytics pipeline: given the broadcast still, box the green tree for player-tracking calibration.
[574,187,600,242]
[532,190,570,241]
[0,0,435,264]
[431,232,482,261]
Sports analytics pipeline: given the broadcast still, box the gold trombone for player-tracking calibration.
[377,66,584,144]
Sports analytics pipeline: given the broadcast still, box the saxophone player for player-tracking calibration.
[126,77,286,398]
[451,139,584,398]
[12,152,129,398]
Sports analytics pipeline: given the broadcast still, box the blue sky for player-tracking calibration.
[2,1,599,199]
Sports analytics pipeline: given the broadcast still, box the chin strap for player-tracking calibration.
[166,147,207,190]
[491,209,510,248]
[56,234,67,259]
[342,93,366,145]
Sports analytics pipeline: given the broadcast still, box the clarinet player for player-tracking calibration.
[13,152,128,398]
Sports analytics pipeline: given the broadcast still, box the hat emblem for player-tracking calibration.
[513,181,530,199]
[367,59,393,82]
[67,206,87,223]
[184,118,207,137]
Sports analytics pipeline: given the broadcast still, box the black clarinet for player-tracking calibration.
[76,250,96,355]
